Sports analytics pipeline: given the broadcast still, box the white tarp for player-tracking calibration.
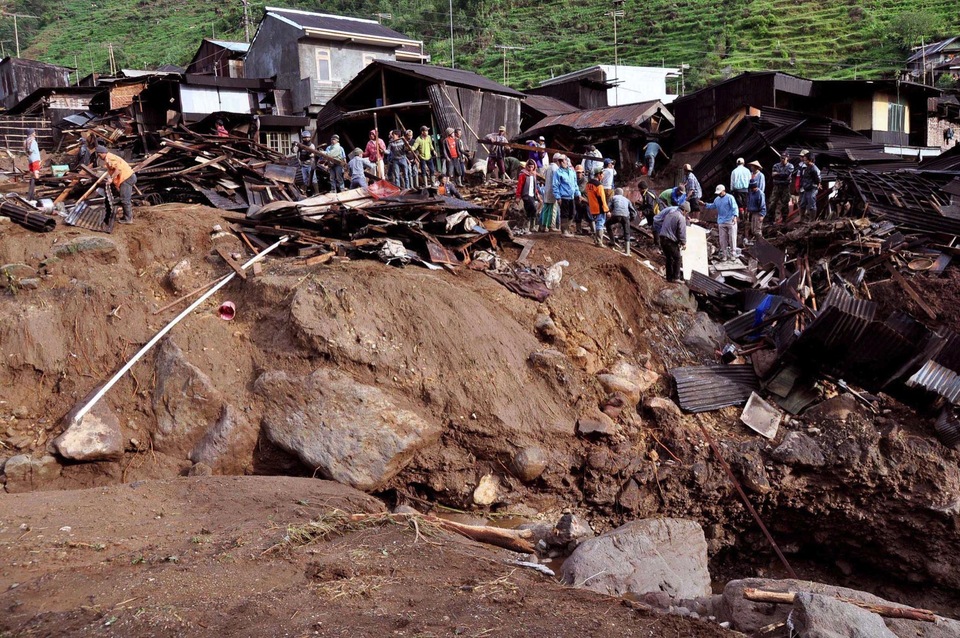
[180,86,251,114]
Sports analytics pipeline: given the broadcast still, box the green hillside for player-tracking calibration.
[6,0,960,90]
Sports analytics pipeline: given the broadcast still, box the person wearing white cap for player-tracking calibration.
[324,134,346,192]
[539,153,561,231]
[704,184,739,261]
[730,157,751,216]
[537,136,548,167]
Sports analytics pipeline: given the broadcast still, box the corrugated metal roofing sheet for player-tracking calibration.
[819,286,877,321]
[376,60,525,97]
[522,100,671,136]
[268,7,420,44]
[521,94,579,117]
[907,360,960,404]
[687,271,738,299]
[670,365,760,413]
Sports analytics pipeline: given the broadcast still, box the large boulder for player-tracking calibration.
[560,518,710,599]
[3,455,61,493]
[256,368,443,491]
[188,404,258,475]
[53,236,119,262]
[682,311,726,356]
[772,431,827,468]
[53,403,123,462]
[653,285,697,314]
[792,592,896,638]
[719,578,960,637]
[152,339,230,457]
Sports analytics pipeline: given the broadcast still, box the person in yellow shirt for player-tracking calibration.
[95,145,137,224]
[411,126,435,188]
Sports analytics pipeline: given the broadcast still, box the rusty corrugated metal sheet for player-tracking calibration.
[819,286,877,321]
[670,365,760,413]
[521,94,578,117]
[523,100,671,136]
[907,360,960,404]
[688,271,737,299]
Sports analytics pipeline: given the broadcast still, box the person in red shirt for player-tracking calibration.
[363,129,386,179]
[515,159,541,233]
[441,128,464,187]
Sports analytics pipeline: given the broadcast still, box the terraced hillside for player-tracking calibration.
[9,0,960,90]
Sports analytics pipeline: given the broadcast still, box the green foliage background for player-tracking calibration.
[4,0,960,89]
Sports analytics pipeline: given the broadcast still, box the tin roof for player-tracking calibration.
[265,7,421,46]
[522,100,672,137]
[521,94,578,117]
[670,365,761,413]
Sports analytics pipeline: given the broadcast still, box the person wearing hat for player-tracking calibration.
[363,129,387,179]
[515,159,541,233]
[683,164,702,214]
[552,155,581,236]
[539,153,560,231]
[730,157,751,216]
[704,184,739,261]
[579,144,602,177]
[95,144,137,225]
[386,130,409,189]
[441,127,463,184]
[537,136,548,167]
[798,152,821,220]
[297,130,317,195]
[347,147,376,189]
[412,126,436,188]
[324,134,346,193]
[745,178,767,243]
[770,152,795,224]
[483,125,509,181]
[24,128,41,180]
[585,167,609,246]
[601,158,616,203]
[654,201,689,282]
[748,160,765,193]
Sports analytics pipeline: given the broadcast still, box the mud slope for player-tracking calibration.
[4,203,960,615]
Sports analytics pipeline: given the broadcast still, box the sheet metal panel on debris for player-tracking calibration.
[670,365,761,413]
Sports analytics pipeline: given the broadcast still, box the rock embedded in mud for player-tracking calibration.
[472,474,499,506]
[166,258,193,294]
[772,431,827,468]
[560,518,710,599]
[152,339,234,458]
[644,396,683,420]
[682,312,727,356]
[577,409,617,437]
[511,446,548,482]
[803,394,860,422]
[652,285,698,314]
[53,404,123,462]
[188,404,258,475]
[534,314,564,342]
[52,236,119,262]
[256,368,443,492]
[792,592,897,638]
[3,454,61,493]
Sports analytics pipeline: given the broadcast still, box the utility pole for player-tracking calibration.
[448,0,455,68]
[242,0,251,43]
[74,53,79,84]
[2,12,40,58]
[494,45,525,85]
[105,43,116,76]
[605,1,625,105]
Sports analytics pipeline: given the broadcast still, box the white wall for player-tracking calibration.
[598,65,679,106]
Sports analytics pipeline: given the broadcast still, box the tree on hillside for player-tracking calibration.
[890,10,940,49]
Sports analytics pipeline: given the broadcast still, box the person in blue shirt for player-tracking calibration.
[325,134,347,193]
[730,157,751,214]
[745,178,767,243]
[642,138,663,176]
[552,155,582,236]
[704,183,739,261]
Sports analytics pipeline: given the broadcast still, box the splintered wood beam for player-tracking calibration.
[215,246,248,280]
[885,261,936,320]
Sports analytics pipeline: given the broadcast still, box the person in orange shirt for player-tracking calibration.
[586,168,608,246]
[95,145,137,224]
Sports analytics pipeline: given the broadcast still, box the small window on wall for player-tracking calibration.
[316,48,332,83]
[264,131,295,156]
[888,102,906,133]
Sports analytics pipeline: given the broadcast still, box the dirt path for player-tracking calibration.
[0,476,735,637]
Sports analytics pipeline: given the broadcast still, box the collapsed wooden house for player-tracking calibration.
[314,60,524,160]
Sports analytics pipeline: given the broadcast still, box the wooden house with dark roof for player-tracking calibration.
[243,7,428,117]
[314,60,523,161]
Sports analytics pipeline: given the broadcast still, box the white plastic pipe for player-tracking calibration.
[68,235,290,427]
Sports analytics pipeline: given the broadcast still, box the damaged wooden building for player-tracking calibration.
[314,60,524,161]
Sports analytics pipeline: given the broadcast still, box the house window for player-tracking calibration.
[887,102,906,133]
[264,131,295,156]
[316,48,332,84]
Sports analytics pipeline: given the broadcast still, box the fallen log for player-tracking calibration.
[349,512,535,554]
[743,587,936,623]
